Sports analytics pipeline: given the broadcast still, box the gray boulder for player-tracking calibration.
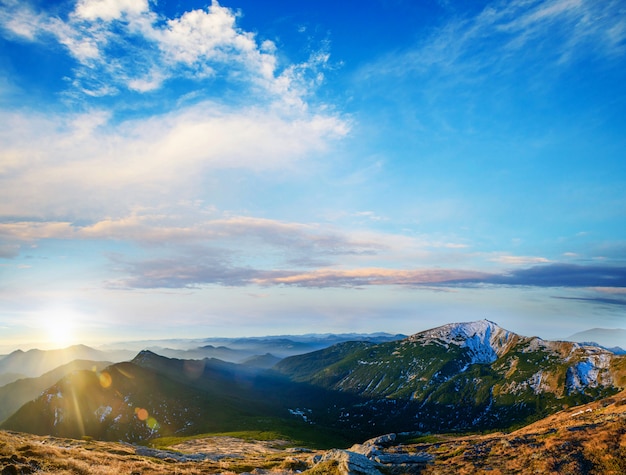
[315,449,384,475]
[349,433,396,458]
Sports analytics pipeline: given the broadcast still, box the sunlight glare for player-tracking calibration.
[42,308,79,348]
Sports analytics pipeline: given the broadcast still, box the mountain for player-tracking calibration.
[0,359,111,423]
[0,350,357,446]
[1,355,257,442]
[153,344,243,361]
[2,320,624,445]
[567,328,626,353]
[275,319,626,433]
[241,352,282,369]
[0,345,134,384]
[0,373,27,387]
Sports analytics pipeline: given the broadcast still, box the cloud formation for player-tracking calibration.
[0,104,347,218]
[0,0,325,103]
[106,250,626,292]
[0,0,348,225]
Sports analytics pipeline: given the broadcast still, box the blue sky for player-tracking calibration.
[0,0,625,350]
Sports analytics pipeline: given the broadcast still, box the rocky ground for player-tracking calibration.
[0,389,624,474]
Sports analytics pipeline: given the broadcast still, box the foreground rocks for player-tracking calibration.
[306,433,433,475]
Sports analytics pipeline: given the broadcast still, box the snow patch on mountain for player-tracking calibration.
[411,319,517,363]
[565,346,613,392]
[96,405,113,423]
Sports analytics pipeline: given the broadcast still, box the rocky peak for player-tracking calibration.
[410,319,518,363]
[131,350,164,367]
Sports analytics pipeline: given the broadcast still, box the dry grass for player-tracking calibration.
[0,431,318,474]
[407,389,626,474]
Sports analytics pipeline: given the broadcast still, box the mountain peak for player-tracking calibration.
[410,319,518,363]
[131,349,164,366]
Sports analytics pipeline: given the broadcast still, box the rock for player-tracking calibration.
[374,452,434,464]
[348,444,381,458]
[349,433,396,458]
[315,449,383,475]
[365,433,397,447]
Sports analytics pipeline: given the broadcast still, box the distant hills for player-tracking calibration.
[1,320,624,446]
[106,332,407,363]
[0,345,134,384]
[567,328,626,353]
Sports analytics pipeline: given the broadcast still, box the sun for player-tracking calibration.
[41,309,79,349]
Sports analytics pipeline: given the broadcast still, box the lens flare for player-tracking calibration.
[98,371,112,388]
[146,417,160,430]
[135,407,149,421]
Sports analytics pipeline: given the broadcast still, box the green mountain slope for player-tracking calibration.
[275,320,625,433]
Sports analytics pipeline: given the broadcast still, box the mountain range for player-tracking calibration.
[1,319,624,447]
[101,332,406,364]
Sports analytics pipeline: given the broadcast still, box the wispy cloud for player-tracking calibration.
[490,255,551,265]
[251,268,491,288]
[106,251,261,289]
[366,0,626,82]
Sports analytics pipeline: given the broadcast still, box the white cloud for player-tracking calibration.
[0,2,40,40]
[74,0,150,21]
[0,103,347,218]
[0,0,328,104]
[160,6,255,66]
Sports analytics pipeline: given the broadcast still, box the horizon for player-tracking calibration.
[1,318,624,354]
[1,0,625,350]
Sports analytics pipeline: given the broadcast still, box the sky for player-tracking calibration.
[0,0,625,351]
